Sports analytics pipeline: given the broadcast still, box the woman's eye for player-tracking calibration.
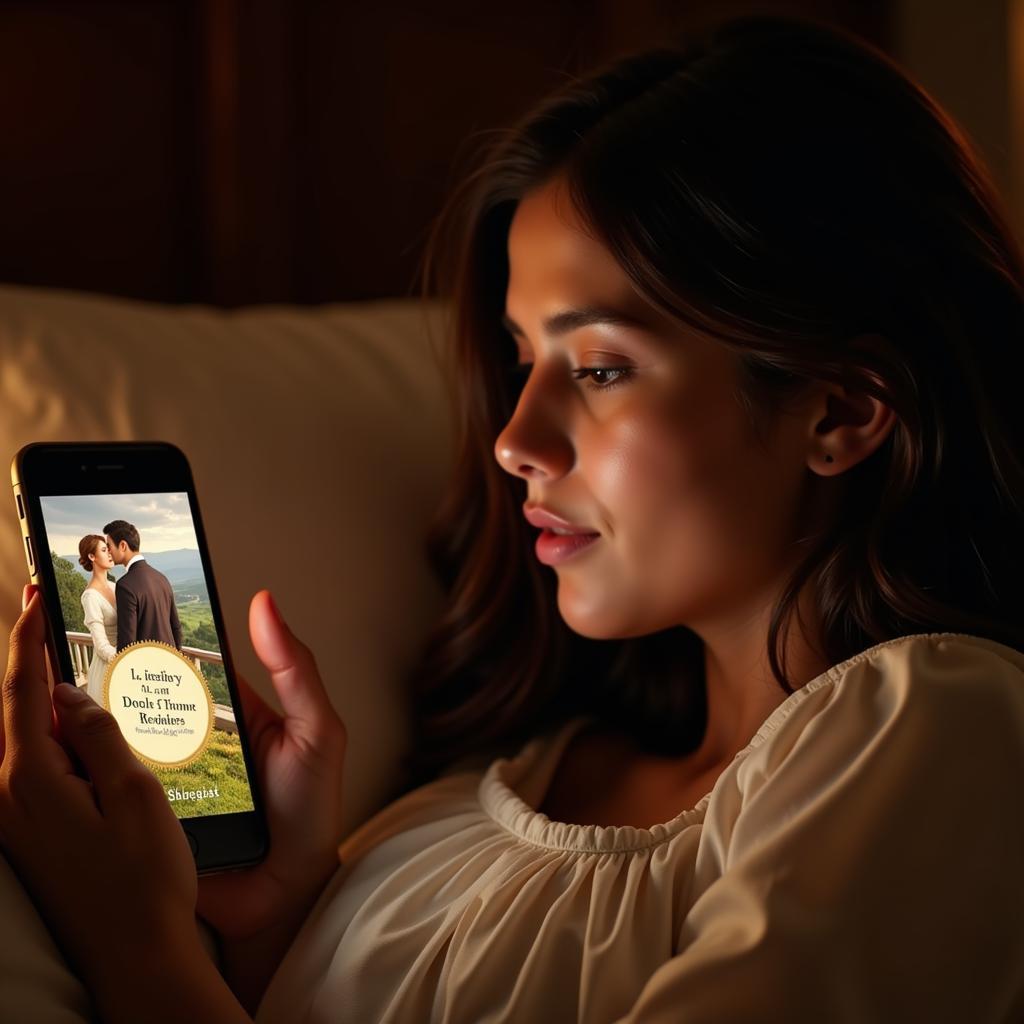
[504,363,633,393]
[571,367,634,391]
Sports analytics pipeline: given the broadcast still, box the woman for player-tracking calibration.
[1,14,1023,1023]
[78,534,118,703]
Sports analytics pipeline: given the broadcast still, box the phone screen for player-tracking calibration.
[35,490,256,822]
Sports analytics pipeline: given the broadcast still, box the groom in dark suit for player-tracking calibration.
[103,519,184,654]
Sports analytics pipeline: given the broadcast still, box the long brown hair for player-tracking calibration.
[399,14,1024,790]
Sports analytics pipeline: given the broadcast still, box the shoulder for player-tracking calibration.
[730,632,1024,818]
[756,631,1024,748]
[700,632,1024,938]
[827,631,1024,742]
[81,587,96,604]
[621,635,1024,1020]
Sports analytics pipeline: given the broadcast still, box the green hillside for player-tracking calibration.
[148,731,254,817]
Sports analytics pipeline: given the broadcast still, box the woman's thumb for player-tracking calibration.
[248,590,332,729]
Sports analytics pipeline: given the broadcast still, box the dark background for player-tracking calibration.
[0,0,1017,306]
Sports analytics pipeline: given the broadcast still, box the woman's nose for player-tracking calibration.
[493,372,574,481]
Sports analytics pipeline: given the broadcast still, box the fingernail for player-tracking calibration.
[55,683,87,705]
[266,591,284,627]
[22,585,38,611]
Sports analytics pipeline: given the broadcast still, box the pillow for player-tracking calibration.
[0,282,455,836]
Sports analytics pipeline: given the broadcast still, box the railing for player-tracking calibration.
[65,632,237,734]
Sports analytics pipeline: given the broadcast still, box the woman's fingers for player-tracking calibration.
[52,683,157,812]
[1,589,55,766]
[248,591,343,745]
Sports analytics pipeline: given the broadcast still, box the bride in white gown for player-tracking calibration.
[78,534,119,705]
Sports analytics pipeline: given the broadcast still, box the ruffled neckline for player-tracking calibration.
[478,714,714,854]
[477,631,995,854]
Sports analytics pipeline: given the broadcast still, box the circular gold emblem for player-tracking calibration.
[102,640,215,770]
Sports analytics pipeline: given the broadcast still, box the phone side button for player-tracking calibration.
[24,535,35,570]
[185,831,198,856]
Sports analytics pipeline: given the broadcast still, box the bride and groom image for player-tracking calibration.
[78,519,184,704]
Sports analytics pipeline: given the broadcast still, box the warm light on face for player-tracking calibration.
[492,177,817,644]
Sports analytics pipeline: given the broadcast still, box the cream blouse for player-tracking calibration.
[254,633,1024,1023]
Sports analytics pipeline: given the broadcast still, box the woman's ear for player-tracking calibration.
[807,367,898,476]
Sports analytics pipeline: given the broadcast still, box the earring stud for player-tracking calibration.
[824,454,834,463]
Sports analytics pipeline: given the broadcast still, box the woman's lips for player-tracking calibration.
[534,528,600,565]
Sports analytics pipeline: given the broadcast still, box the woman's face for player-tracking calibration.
[493,177,825,642]
[91,540,114,572]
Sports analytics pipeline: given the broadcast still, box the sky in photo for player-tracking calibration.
[39,492,199,555]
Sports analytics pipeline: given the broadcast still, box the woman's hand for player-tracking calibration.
[0,585,232,1021]
[195,590,348,943]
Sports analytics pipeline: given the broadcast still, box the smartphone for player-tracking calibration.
[12,441,269,875]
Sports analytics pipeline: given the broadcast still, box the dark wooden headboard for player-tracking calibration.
[0,1,890,306]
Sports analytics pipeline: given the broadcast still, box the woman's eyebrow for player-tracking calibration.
[501,306,646,339]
